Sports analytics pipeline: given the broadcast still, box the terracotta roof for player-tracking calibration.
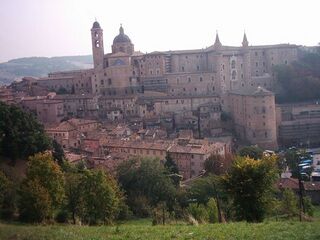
[304,182,320,191]
[277,178,299,190]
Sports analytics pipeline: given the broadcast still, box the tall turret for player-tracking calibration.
[91,21,104,69]
[214,31,222,49]
[242,32,249,47]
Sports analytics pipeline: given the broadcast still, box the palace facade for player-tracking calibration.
[33,21,300,149]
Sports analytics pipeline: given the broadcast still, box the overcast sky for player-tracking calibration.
[0,0,319,63]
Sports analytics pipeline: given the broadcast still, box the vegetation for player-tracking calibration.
[1,219,320,240]
[223,156,278,222]
[0,102,51,161]
[18,152,65,222]
[80,170,120,225]
[274,50,320,103]
[238,146,263,160]
[117,158,177,217]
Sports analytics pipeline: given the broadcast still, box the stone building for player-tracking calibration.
[228,86,277,149]
[32,21,300,148]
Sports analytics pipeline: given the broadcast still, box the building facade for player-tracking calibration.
[32,21,300,149]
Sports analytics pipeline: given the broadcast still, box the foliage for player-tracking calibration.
[238,146,263,160]
[0,170,8,208]
[303,196,315,217]
[52,139,65,166]
[0,102,51,161]
[26,152,65,208]
[117,158,177,216]
[223,156,278,222]
[188,174,218,204]
[274,51,320,103]
[283,149,312,178]
[207,198,219,223]
[64,170,85,224]
[187,203,209,223]
[164,153,179,174]
[152,202,170,225]
[18,179,52,222]
[279,189,299,218]
[80,169,120,224]
[18,152,65,222]
[204,154,234,175]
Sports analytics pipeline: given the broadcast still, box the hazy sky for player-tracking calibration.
[0,0,319,63]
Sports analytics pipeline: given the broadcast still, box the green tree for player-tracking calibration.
[187,203,209,223]
[26,152,65,208]
[279,189,298,218]
[164,153,179,174]
[80,169,120,224]
[0,170,16,220]
[207,198,219,223]
[0,102,51,162]
[224,156,278,222]
[52,139,65,166]
[19,179,52,222]
[238,146,263,160]
[117,158,176,216]
[65,171,84,224]
[274,51,320,103]
[18,152,65,222]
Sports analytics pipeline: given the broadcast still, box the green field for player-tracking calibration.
[1,218,320,240]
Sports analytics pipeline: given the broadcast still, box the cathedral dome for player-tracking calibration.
[113,25,131,44]
[92,21,101,29]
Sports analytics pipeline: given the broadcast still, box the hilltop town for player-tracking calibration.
[1,21,320,179]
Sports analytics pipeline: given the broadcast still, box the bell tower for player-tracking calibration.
[91,21,104,70]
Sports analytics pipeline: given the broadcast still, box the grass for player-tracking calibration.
[1,218,320,240]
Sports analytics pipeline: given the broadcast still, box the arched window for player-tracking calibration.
[95,40,100,48]
[232,70,236,80]
[231,60,236,69]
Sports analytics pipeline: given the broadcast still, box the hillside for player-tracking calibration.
[0,55,93,85]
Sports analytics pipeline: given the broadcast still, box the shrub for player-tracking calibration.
[187,203,209,223]
[152,202,170,225]
[207,198,219,223]
[280,189,298,218]
[131,195,152,218]
[55,210,69,223]
[18,179,52,223]
[303,196,315,217]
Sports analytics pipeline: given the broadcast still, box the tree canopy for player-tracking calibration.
[18,152,65,222]
[0,102,51,161]
[117,158,176,216]
[238,146,263,160]
[223,156,278,222]
[274,51,320,103]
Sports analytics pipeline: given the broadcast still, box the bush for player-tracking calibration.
[303,196,315,217]
[207,198,219,223]
[80,170,120,225]
[131,196,152,218]
[280,189,298,218]
[0,170,16,220]
[152,202,170,225]
[187,203,209,223]
[55,210,69,223]
[19,179,52,223]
